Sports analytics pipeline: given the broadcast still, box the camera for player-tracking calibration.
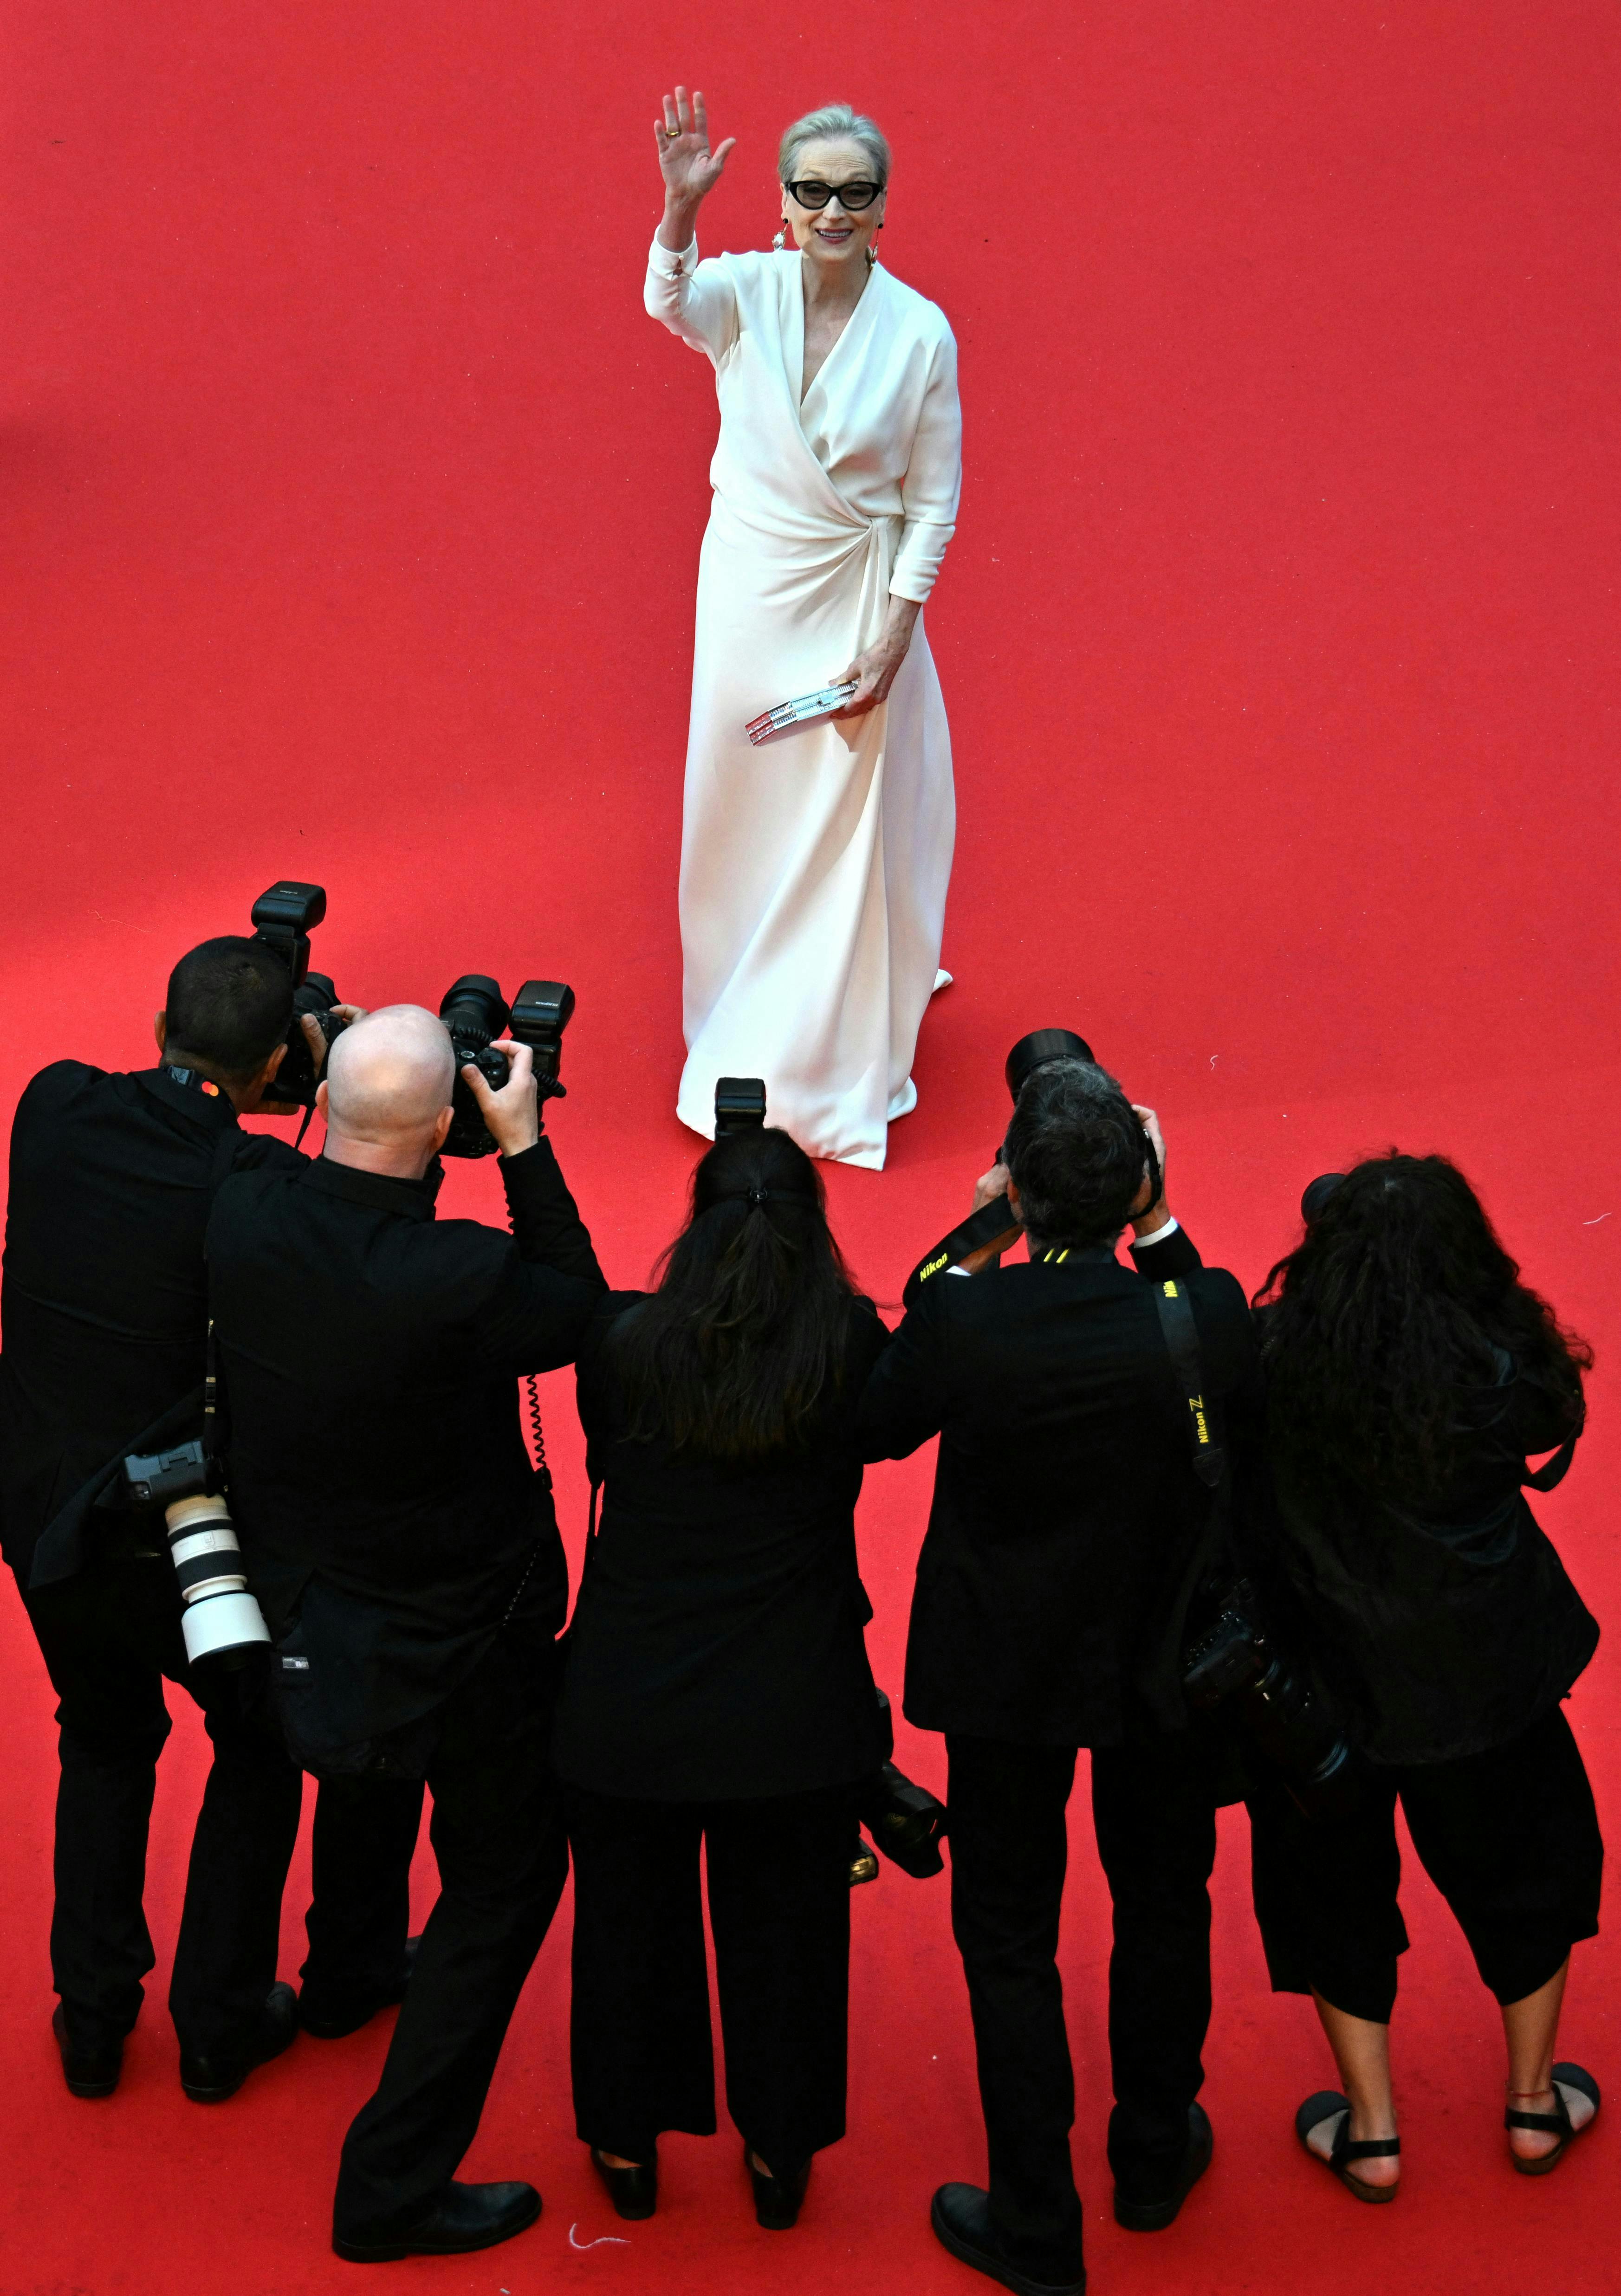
[1182,1577,1359,1816]
[1301,1172,1345,1225]
[714,1077,767,1136]
[439,974,576,1158]
[1004,1028,1096,1102]
[249,880,348,1108]
[848,1690,949,1886]
[903,1028,1103,1306]
[123,1439,271,1669]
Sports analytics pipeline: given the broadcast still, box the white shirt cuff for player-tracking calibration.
[1131,1215,1180,1249]
[649,234,698,278]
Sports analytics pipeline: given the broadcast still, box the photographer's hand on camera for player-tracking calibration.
[253,1004,366,1118]
[1129,1104,1174,1241]
[462,1039,540,1158]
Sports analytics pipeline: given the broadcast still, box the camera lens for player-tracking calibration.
[1301,1173,1346,1226]
[438,976,510,1046]
[1004,1029,1097,1103]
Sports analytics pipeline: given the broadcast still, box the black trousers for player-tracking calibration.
[565,1781,857,2175]
[18,1551,420,2059]
[1250,1704,1604,2024]
[945,1728,1219,2272]
[333,1618,569,2236]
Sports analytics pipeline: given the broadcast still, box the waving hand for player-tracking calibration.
[655,85,735,209]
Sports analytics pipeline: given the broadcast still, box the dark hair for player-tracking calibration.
[1256,1151,1591,1506]
[163,937,293,1079]
[608,1127,862,1460]
[1003,1058,1151,1249]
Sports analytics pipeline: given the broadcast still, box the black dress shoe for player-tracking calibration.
[52,2005,122,2100]
[299,1938,420,2039]
[1112,2102,1213,2231]
[180,1980,298,2102]
[332,2180,542,2262]
[590,2147,658,2220]
[745,2143,811,2230]
[930,2185,1085,2296]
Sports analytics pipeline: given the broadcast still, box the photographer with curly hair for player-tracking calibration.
[1250,1154,1602,2201]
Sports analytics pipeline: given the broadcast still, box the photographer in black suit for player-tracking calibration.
[859,1058,1262,2296]
[207,1003,606,2263]
[0,937,419,2105]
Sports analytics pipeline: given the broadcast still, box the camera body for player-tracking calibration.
[1183,1578,1359,1815]
[123,1438,271,1669]
[439,975,576,1158]
[249,881,346,1107]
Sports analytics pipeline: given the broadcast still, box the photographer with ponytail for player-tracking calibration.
[1250,1154,1603,2202]
[551,1127,889,2230]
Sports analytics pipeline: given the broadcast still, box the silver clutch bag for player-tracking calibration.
[746,680,859,746]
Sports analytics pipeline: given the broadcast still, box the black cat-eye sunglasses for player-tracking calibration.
[783,178,885,211]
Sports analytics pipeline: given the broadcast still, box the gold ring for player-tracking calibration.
[664,126,680,136]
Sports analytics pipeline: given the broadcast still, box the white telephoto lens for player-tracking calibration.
[181,1589,272,1665]
[165,1493,272,1662]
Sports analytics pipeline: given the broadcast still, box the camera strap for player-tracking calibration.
[1150,1278,1227,1490]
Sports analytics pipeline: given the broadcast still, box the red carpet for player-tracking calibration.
[2,4,1616,2289]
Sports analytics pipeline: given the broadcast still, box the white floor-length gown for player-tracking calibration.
[647,234,961,1169]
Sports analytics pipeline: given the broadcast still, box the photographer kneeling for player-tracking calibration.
[858,1058,1263,2296]
[1250,1155,1602,2199]
[206,1005,606,2262]
[550,1125,889,2232]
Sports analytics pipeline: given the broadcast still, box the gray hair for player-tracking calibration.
[1004,1059,1149,1250]
[778,103,891,185]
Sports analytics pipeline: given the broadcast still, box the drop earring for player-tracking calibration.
[772,224,787,251]
[866,222,883,270]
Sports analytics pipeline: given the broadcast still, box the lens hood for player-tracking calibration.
[1004,1028,1097,1102]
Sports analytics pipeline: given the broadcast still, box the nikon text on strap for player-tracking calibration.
[1151,1278,1226,1491]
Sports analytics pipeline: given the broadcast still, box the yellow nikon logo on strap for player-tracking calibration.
[1190,1399,1210,1446]
[918,1250,950,1282]
[1163,1281,1179,1298]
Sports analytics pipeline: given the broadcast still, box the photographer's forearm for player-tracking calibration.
[499,1141,606,1286]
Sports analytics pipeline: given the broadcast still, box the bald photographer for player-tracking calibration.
[858,1056,1264,2296]
[206,1005,606,2264]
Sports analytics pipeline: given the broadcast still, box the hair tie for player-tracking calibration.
[746,1186,770,1209]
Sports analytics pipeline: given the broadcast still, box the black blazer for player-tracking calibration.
[1267,1356,1598,1765]
[551,1294,890,1800]
[857,1227,1263,1747]
[0,1061,303,1588]
[206,1140,605,1746]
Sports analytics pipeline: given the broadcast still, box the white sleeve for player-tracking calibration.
[644,236,739,360]
[890,326,962,603]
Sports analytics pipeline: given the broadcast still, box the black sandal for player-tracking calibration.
[1505,2064,1601,2176]
[1295,2091,1401,2204]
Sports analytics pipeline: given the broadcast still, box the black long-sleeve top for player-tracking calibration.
[1266,1352,1598,1765]
[206,1139,605,1744]
[550,1294,890,1801]
[0,1061,305,1587]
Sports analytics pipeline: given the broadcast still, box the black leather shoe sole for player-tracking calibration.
[181,1981,298,2102]
[929,2187,1086,2296]
[1113,2102,1213,2231]
[333,2186,541,2262]
[52,2005,122,2100]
